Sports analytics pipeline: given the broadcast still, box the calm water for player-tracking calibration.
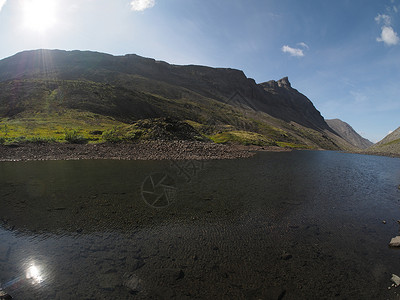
[0,150,400,299]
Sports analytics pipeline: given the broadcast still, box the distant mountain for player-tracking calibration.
[0,49,356,150]
[368,127,400,155]
[325,119,373,149]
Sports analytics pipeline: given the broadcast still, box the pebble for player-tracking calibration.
[0,141,260,162]
[389,237,400,247]
[0,290,12,300]
[123,273,142,294]
[391,274,400,286]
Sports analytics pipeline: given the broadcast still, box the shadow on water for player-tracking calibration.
[1,150,400,299]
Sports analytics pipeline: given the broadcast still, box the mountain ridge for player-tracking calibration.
[0,49,332,131]
[0,49,357,150]
[325,119,373,149]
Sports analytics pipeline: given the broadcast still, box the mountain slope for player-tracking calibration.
[0,50,334,130]
[0,49,355,150]
[325,119,373,149]
[368,127,400,155]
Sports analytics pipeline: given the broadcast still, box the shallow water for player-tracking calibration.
[0,150,400,299]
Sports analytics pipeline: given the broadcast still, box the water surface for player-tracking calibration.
[1,150,400,299]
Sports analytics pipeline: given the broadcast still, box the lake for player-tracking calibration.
[0,150,400,299]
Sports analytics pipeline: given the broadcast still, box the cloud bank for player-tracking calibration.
[375,13,399,46]
[130,0,155,11]
[281,42,308,57]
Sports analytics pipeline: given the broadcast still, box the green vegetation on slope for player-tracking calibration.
[208,130,276,146]
[367,127,400,155]
[382,138,400,147]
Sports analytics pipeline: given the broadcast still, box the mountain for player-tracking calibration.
[0,49,356,150]
[367,127,400,155]
[325,119,373,149]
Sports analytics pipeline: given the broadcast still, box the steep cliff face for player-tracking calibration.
[259,77,333,132]
[325,119,373,149]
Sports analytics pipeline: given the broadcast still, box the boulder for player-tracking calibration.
[391,274,400,286]
[389,236,400,247]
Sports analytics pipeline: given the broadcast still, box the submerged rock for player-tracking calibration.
[391,274,400,286]
[0,290,12,300]
[123,273,142,294]
[389,236,400,247]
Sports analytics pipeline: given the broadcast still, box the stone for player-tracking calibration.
[391,274,400,286]
[389,236,400,247]
[123,273,142,294]
[0,290,12,300]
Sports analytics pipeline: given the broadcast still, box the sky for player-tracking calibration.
[0,0,399,142]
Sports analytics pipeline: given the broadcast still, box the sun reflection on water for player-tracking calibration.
[26,264,44,285]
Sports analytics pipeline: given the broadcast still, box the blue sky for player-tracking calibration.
[0,0,399,142]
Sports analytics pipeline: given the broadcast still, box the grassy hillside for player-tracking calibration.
[367,127,400,155]
[0,79,357,149]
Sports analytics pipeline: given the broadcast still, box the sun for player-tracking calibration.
[22,0,57,33]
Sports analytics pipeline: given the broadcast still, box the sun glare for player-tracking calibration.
[22,0,57,33]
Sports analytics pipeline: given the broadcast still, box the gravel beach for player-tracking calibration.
[0,141,289,162]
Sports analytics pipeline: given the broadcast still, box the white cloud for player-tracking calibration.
[281,45,304,57]
[377,26,400,46]
[297,42,309,49]
[0,0,6,12]
[375,14,391,26]
[130,0,155,11]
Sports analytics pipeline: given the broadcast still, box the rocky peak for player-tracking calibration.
[277,77,291,88]
[260,77,291,90]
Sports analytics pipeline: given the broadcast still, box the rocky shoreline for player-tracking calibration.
[0,141,290,162]
[360,150,400,159]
